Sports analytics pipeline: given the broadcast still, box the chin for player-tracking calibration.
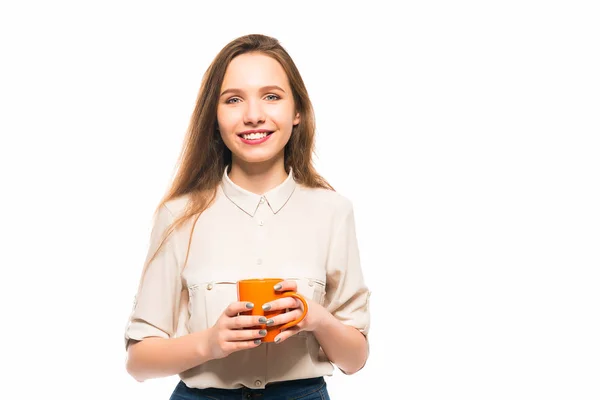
[238,155,278,164]
[233,148,285,165]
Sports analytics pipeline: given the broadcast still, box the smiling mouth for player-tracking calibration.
[238,131,273,140]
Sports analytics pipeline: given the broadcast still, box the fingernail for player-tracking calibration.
[274,337,281,343]
[273,283,282,290]
[262,304,271,311]
[259,329,267,336]
[258,317,267,323]
[246,302,254,309]
[266,319,274,326]
[254,339,262,345]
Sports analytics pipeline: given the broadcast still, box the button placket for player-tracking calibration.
[254,198,269,267]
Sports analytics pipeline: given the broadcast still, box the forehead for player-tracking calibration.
[221,53,290,90]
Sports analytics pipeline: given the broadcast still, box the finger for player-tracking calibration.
[274,326,301,344]
[262,297,300,312]
[230,338,264,351]
[227,315,267,330]
[266,308,304,327]
[224,301,255,317]
[221,338,264,355]
[226,328,268,342]
[273,280,298,292]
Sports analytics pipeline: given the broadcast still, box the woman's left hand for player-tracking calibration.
[261,280,327,343]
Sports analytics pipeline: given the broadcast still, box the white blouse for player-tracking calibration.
[124,168,370,389]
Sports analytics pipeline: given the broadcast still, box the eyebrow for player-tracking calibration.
[220,85,286,98]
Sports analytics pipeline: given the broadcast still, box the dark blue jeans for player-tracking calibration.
[169,376,330,400]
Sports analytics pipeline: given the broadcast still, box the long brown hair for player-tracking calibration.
[144,34,333,278]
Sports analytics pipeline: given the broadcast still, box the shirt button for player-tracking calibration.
[206,283,213,290]
[258,220,264,226]
[254,380,262,387]
[308,281,314,287]
[259,197,265,204]
[257,259,262,265]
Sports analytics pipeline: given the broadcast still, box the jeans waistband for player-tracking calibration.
[173,376,326,398]
[265,376,323,389]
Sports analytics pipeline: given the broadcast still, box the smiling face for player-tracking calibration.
[217,52,300,168]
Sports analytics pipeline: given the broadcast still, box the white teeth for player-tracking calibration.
[242,132,268,140]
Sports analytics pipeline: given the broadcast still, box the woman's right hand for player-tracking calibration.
[205,301,266,360]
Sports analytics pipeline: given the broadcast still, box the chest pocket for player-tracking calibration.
[292,277,325,305]
[187,281,237,332]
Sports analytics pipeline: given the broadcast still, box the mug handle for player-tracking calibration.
[278,292,308,331]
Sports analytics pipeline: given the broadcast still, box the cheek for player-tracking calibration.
[217,107,238,131]
[218,130,228,145]
[216,108,224,130]
[269,108,296,129]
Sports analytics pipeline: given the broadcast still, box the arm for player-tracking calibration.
[312,306,369,375]
[267,200,371,374]
[124,204,188,381]
[126,331,210,382]
[318,200,371,374]
[124,205,265,381]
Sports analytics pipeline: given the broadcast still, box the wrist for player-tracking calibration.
[192,329,212,363]
[312,307,336,334]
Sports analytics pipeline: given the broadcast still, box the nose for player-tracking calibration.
[243,99,265,125]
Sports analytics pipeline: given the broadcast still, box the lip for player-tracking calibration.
[237,129,273,135]
[238,130,274,145]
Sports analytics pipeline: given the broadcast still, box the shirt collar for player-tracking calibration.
[221,166,296,216]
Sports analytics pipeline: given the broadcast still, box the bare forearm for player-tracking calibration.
[313,313,369,374]
[126,331,211,382]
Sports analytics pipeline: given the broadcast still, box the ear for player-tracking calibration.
[293,112,301,126]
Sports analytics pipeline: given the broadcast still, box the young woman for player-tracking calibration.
[124,33,370,399]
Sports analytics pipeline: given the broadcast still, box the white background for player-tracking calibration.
[1,1,599,399]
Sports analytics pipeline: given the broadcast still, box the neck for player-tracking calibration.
[228,154,288,195]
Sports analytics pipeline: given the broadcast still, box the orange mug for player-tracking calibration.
[237,278,308,343]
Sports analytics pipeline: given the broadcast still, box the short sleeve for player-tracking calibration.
[324,201,371,336]
[124,204,183,350]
